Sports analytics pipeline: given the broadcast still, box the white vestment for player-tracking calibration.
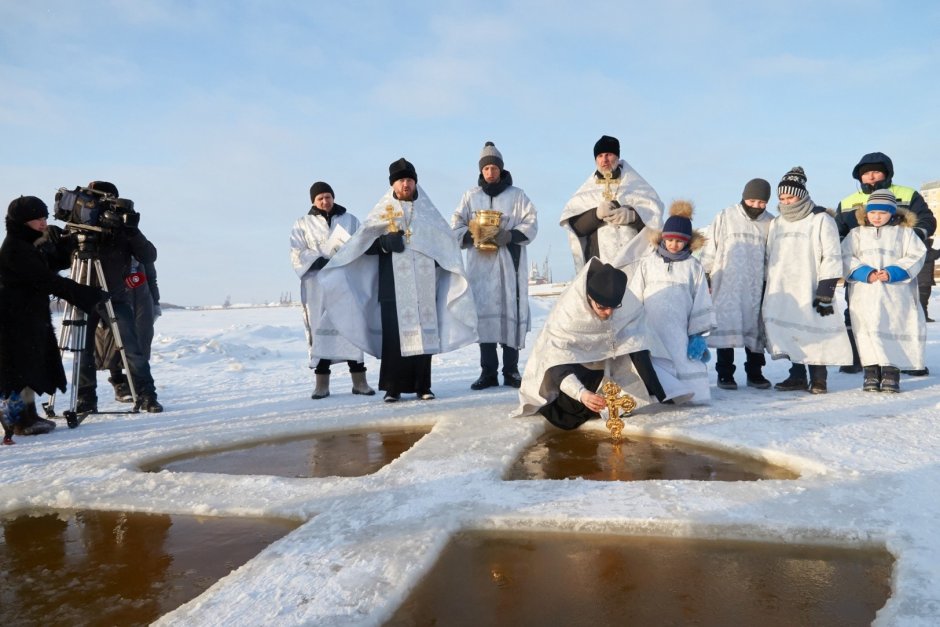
[317,185,477,358]
[452,184,538,348]
[560,159,664,272]
[700,203,773,351]
[513,260,660,419]
[762,209,853,365]
[289,209,363,364]
[843,221,926,369]
[625,251,716,402]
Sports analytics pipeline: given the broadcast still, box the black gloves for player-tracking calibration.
[813,296,834,316]
[379,230,405,253]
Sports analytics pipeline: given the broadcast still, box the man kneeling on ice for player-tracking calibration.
[513,259,668,430]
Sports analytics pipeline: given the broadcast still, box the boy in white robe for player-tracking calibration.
[626,201,716,403]
[842,189,927,392]
[700,178,774,390]
[763,167,853,394]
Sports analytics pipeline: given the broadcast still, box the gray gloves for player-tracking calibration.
[596,200,636,226]
[596,199,619,220]
[494,229,512,247]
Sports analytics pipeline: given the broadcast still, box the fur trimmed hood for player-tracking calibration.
[854,205,917,229]
[648,200,706,252]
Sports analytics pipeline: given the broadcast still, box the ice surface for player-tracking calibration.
[2,297,940,625]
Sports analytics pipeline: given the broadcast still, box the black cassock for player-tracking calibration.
[366,241,432,395]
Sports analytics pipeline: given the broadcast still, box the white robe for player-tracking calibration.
[289,209,363,364]
[843,222,927,369]
[762,209,853,365]
[317,185,477,358]
[700,203,774,351]
[625,251,716,402]
[560,159,664,272]
[513,260,659,419]
[452,184,538,348]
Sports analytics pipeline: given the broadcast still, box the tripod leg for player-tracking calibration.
[92,259,139,410]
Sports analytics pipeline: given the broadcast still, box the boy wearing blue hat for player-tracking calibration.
[842,189,927,392]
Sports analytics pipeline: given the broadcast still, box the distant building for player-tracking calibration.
[922,180,940,224]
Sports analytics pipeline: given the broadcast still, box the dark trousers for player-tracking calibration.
[538,368,605,430]
[479,343,519,377]
[789,362,827,383]
[79,301,155,399]
[715,347,766,379]
[314,359,366,375]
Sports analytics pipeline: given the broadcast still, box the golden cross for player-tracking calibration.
[380,204,403,234]
[600,379,636,442]
[598,170,616,202]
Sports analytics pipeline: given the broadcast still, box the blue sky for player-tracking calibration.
[2,0,938,305]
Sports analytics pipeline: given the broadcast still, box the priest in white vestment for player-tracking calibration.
[317,158,477,402]
[513,259,667,430]
[560,135,664,273]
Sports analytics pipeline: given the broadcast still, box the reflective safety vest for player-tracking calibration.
[839,185,916,213]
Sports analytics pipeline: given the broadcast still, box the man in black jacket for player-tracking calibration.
[72,181,163,414]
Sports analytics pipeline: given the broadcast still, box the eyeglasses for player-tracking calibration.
[589,297,622,311]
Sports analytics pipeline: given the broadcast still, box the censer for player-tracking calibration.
[473,210,503,252]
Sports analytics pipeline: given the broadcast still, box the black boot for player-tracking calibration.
[470,373,499,390]
[108,374,133,403]
[881,367,900,393]
[862,366,881,392]
[715,348,737,389]
[775,363,808,391]
[808,365,828,394]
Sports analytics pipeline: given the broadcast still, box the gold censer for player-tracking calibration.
[473,210,503,252]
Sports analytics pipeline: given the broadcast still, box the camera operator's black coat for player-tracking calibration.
[85,228,158,304]
[0,221,103,396]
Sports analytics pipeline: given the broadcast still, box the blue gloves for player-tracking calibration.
[884,265,909,283]
[687,334,711,363]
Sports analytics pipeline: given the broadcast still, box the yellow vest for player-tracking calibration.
[839,185,916,213]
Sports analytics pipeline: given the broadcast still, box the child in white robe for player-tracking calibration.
[625,200,716,402]
[842,189,927,392]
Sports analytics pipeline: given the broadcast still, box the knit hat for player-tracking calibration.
[777,167,808,200]
[661,200,694,242]
[478,141,504,171]
[7,195,49,224]
[593,135,620,158]
[866,189,897,214]
[586,261,628,309]
[88,181,119,197]
[742,178,771,202]
[388,158,418,185]
[309,181,335,202]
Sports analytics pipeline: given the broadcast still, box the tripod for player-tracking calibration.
[43,226,138,428]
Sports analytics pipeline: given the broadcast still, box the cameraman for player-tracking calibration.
[95,256,160,402]
[72,181,162,413]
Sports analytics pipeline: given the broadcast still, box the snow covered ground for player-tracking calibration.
[2,296,940,626]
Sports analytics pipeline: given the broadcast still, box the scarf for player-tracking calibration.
[741,200,766,220]
[479,169,513,197]
[777,195,814,222]
[656,240,691,262]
